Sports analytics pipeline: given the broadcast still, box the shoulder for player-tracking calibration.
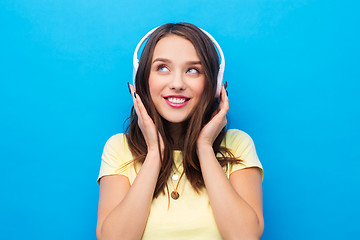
[223,129,263,179]
[103,133,129,150]
[225,129,252,139]
[102,133,132,161]
[223,129,255,148]
[105,133,127,145]
[98,133,132,184]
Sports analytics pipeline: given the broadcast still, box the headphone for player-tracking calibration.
[133,26,225,98]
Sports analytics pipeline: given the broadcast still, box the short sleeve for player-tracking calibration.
[222,129,263,180]
[97,133,133,184]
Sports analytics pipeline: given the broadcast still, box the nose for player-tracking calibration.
[168,71,186,91]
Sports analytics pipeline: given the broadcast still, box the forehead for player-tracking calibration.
[152,35,200,62]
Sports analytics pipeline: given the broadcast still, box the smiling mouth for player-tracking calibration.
[166,97,188,104]
[163,96,190,107]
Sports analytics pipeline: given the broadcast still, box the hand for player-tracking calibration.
[129,84,164,154]
[197,85,229,147]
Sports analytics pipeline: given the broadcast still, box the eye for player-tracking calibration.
[187,68,200,74]
[157,64,169,72]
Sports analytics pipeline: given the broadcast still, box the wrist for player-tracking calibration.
[145,149,162,168]
[149,142,164,151]
[147,147,162,157]
[196,143,213,155]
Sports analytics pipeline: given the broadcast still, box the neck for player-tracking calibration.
[164,120,188,150]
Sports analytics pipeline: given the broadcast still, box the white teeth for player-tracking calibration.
[168,98,186,104]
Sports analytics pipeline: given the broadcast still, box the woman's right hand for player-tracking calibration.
[129,84,164,155]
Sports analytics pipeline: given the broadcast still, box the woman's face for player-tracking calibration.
[148,35,206,123]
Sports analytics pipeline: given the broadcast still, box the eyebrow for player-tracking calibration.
[152,58,202,65]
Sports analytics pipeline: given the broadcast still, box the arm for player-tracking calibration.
[96,85,164,240]
[197,86,264,240]
[197,147,263,240]
[97,151,161,240]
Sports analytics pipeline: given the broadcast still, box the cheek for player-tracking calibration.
[148,75,159,96]
[193,78,206,97]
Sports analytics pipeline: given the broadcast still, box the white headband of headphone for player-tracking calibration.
[133,26,225,98]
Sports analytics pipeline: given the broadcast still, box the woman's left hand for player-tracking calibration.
[197,85,229,147]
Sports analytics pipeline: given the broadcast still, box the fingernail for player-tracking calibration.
[134,92,137,98]
[127,82,131,94]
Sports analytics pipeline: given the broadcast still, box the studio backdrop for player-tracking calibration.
[0,0,359,239]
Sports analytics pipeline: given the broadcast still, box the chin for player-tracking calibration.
[164,117,188,124]
[161,114,190,124]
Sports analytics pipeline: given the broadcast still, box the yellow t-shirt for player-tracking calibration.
[97,129,263,239]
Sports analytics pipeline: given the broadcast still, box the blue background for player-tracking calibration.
[1,0,359,239]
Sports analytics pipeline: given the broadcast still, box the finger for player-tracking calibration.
[129,84,141,118]
[134,92,153,124]
[215,85,229,119]
[211,109,220,119]
[220,85,229,111]
[209,86,228,122]
[129,85,154,129]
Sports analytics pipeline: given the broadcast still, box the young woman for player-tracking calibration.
[96,23,264,240]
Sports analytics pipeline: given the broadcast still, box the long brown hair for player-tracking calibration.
[125,23,241,198]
